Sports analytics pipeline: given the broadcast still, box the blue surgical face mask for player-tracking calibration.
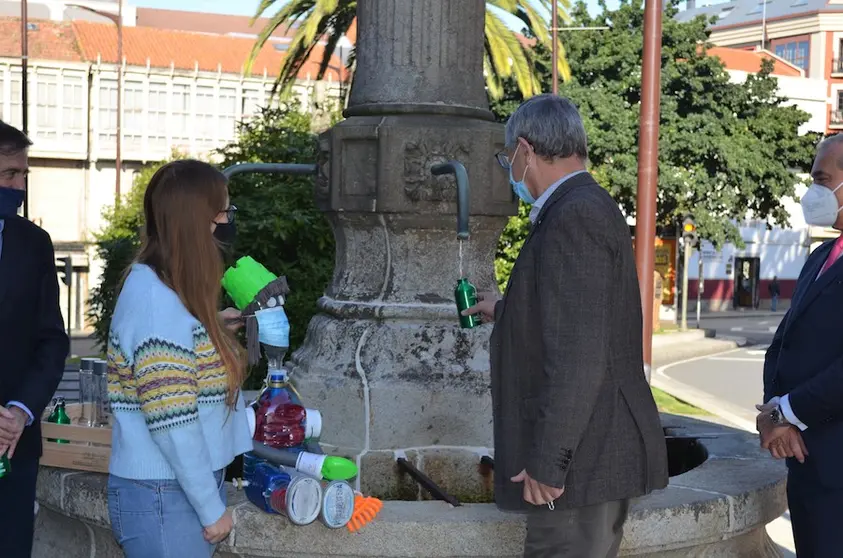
[0,186,24,217]
[508,145,536,205]
[255,306,290,348]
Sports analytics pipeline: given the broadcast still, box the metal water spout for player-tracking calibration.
[431,161,470,241]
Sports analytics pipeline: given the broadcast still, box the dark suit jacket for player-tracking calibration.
[490,172,668,512]
[0,216,69,460]
[764,239,843,487]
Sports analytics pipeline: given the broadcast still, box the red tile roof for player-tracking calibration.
[135,7,297,40]
[0,18,82,63]
[0,17,348,81]
[707,46,803,77]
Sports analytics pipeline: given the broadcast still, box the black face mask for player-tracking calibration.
[213,221,237,248]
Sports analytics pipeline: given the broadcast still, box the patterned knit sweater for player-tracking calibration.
[107,264,252,527]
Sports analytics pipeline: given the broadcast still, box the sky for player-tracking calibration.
[133,0,622,19]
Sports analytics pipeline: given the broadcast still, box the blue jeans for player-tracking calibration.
[771,295,778,312]
[107,470,226,558]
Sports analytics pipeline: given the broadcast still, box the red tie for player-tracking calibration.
[820,236,843,276]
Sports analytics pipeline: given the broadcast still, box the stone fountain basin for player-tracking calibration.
[33,414,787,558]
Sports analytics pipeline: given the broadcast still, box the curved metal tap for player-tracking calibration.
[431,160,470,241]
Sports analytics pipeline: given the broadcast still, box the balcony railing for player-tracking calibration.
[831,110,843,127]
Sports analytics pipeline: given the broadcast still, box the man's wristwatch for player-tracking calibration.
[770,405,789,426]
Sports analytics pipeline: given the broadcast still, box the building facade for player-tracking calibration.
[1,12,347,335]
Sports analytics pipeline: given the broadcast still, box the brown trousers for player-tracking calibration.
[523,499,630,558]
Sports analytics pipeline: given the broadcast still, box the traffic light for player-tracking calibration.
[681,215,698,246]
[56,256,72,287]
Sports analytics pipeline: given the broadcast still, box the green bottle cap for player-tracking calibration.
[221,256,278,310]
[321,456,358,481]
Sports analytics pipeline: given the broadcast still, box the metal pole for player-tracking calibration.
[634,0,663,378]
[681,239,690,331]
[696,251,703,329]
[551,0,558,95]
[761,0,767,50]
[115,0,123,204]
[21,0,29,219]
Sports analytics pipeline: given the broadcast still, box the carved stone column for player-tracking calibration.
[290,0,517,481]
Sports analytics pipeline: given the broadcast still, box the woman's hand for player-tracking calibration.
[203,509,234,544]
[219,307,244,333]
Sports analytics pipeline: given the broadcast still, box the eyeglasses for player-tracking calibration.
[218,205,238,224]
[495,151,511,170]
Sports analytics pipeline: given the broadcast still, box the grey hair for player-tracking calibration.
[819,133,843,169]
[504,94,588,161]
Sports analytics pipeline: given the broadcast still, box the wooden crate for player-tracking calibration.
[40,403,112,473]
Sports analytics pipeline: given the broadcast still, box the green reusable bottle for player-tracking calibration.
[47,398,71,444]
[0,451,10,479]
[455,278,481,329]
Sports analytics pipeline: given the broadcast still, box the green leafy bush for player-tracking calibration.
[87,107,334,387]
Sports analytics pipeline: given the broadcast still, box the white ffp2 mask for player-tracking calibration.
[801,181,843,227]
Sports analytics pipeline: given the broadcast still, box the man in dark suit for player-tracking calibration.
[0,120,69,556]
[465,95,668,557]
[758,133,843,558]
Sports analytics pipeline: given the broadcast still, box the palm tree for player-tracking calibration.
[247,0,571,100]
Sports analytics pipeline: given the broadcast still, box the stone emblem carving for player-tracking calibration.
[315,134,331,202]
[403,140,469,202]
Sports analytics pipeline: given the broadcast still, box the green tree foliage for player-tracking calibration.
[248,0,572,100]
[87,152,187,349]
[491,0,819,287]
[88,107,334,389]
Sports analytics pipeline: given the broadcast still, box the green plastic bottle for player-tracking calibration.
[0,451,10,479]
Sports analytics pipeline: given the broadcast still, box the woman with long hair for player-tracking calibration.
[106,160,252,556]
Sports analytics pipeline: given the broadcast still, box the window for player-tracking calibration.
[35,73,59,140]
[195,85,216,148]
[218,87,237,142]
[147,82,168,151]
[171,83,191,146]
[774,40,810,71]
[98,79,118,146]
[241,89,263,119]
[62,75,85,142]
[123,81,144,150]
[9,72,22,130]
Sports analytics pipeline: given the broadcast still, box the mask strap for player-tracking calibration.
[832,181,843,194]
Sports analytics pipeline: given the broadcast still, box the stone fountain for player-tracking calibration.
[32,1,787,556]
[289,0,510,495]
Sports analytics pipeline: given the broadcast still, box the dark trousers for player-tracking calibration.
[0,456,39,558]
[524,499,630,558]
[788,468,843,558]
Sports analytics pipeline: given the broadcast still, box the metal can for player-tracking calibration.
[267,466,322,526]
[454,278,481,329]
[320,480,355,529]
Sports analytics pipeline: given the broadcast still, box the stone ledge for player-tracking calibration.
[35,414,787,557]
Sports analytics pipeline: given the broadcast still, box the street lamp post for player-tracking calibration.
[21,0,29,218]
[634,0,664,382]
[67,1,123,204]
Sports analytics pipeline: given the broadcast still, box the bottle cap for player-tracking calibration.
[304,408,322,440]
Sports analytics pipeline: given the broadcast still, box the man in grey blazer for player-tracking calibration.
[465,95,668,557]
